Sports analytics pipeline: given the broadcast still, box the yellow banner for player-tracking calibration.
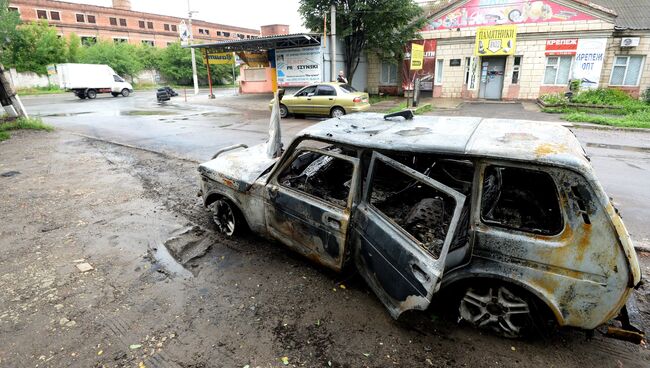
[204,52,235,65]
[410,43,424,70]
[475,25,517,56]
[236,51,269,67]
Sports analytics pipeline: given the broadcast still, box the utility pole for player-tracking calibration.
[330,3,336,82]
[188,0,199,95]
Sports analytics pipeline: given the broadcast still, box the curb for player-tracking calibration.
[566,122,650,133]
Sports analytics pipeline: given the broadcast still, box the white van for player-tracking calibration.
[56,63,133,99]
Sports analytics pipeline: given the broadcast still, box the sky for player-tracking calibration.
[64,0,308,32]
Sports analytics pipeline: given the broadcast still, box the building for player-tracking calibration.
[8,0,260,47]
[367,0,650,100]
[261,24,290,37]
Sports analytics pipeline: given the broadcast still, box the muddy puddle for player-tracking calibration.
[146,225,217,278]
[121,110,179,116]
[41,111,93,117]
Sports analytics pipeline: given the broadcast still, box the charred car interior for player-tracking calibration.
[197,114,642,340]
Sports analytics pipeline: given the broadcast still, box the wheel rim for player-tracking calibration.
[459,286,531,338]
[280,105,288,118]
[332,108,344,118]
[212,200,236,236]
[122,89,129,97]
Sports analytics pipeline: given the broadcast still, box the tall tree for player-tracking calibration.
[80,41,143,79]
[5,21,67,74]
[299,0,425,83]
[66,33,82,63]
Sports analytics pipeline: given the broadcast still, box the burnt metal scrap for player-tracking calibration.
[197,113,643,340]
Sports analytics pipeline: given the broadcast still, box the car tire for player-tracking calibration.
[209,198,244,237]
[86,89,97,99]
[457,282,552,339]
[112,92,119,97]
[330,106,346,118]
[78,94,87,100]
[279,104,289,118]
[121,89,130,97]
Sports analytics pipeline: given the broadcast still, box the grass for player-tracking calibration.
[369,94,397,105]
[16,85,64,95]
[384,102,433,115]
[540,88,650,129]
[0,117,54,141]
[385,102,407,114]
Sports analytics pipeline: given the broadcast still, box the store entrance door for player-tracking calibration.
[479,56,506,100]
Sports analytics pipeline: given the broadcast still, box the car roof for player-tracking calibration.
[297,113,591,172]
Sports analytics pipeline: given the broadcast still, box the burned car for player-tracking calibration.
[197,113,642,338]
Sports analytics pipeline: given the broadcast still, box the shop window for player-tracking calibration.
[138,20,145,28]
[610,55,644,86]
[36,9,48,19]
[119,18,127,27]
[109,17,117,26]
[543,56,572,85]
[171,25,177,32]
[481,166,562,235]
[164,24,170,31]
[512,56,522,84]
[49,11,60,21]
[76,13,85,23]
[435,59,444,85]
[87,15,96,24]
[147,21,154,29]
[380,61,398,85]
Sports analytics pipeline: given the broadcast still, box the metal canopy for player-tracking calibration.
[188,33,322,52]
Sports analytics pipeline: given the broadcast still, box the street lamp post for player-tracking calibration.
[188,0,199,95]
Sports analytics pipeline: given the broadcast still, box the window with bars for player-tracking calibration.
[36,9,48,19]
[543,56,572,85]
[76,13,85,23]
[109,17,117,26]
[380,61,398,85]
[610,55,644,86]
[87,15,96,23]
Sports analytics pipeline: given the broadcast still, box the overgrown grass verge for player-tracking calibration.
[0,117,54,141]
[369,94,397,105]
[384,102,433,115]
[563,111,650,129]
[16,85,64,95]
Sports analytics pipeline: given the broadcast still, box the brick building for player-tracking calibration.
[8,0,260,47]
[367,0,650,100]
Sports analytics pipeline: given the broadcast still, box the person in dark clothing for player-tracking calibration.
[336,70,348,84]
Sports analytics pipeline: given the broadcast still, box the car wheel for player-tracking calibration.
[121,89,130,97]
[330,106,345,118]
[209,198,241,237]
[78,95,87,99]
[112,92,119,97]
[86,89,97,99]
[458,284,536,338]
[279,104,289,118]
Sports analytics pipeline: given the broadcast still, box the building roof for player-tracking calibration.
[298,113,590,172]
[590,0,650,30]
[189,33,322,51]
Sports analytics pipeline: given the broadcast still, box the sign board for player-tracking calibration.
[572,38,607,89]
[424,0,596,31]
[545,38,578,55]
[475,25,517,56]
[46,65,57,75]
[204,52,235,65]
[275,46,322,87]
[621,37,640,47]
[179,21,189,46]
[236,51,269,67]
[402,39,437,91]
[410,43,424,70]
[449,59,462,67]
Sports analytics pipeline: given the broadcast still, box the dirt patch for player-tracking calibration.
[1,130,649,367]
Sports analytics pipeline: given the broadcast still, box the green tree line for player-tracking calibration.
[0,19,235,86]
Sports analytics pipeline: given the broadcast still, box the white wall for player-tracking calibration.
[8,68,51,89]
[322,39,368,92]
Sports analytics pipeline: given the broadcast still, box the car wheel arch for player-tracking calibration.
[203,191,251,229]
[439,271,564,327]
[330,106,346,115]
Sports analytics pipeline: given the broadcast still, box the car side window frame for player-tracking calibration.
[477,161,565,237]
[316,85,337,96]
[295,85,316,97]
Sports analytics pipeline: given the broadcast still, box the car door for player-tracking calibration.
[311,85,337,115]
[291,85,317,114]
[351,152,466,318]
[265,145,360,271]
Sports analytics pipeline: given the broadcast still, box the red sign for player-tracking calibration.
[545,38,578,55]
[402,39,437,91]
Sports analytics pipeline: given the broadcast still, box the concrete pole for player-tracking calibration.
[330,4,336,82]
[188,0,199,95]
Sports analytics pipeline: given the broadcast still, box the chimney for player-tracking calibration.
[112,0,131,11]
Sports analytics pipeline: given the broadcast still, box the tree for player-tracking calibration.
[4,21,67,74]
[135,44,162,71]
[80,41,143,79]
[0,0,20,57]
[299,0,425,83]
[66,33,82,63]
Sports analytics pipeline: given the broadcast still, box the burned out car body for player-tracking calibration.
[198,113,641,334]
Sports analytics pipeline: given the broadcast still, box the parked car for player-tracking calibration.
[56,63,133,99]
[269,82,370,118]
[197,113,642,338]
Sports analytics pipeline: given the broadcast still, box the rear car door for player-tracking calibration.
[265,145,359,271]
[311,85,337,115]
[351,152,466,318]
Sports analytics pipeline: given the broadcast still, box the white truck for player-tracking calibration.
[56,63,133,100]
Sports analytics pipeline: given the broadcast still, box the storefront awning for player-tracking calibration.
[188,33,321,52]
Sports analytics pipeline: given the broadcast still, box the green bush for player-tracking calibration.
[642,87,650,104]
[571,88,632,105]
[539,93,567,106]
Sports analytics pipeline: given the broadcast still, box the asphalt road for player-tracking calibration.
[22,90,650,246]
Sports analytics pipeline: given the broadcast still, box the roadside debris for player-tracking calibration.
[75,262,94,272]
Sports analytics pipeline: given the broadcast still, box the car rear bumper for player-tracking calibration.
[348,104,371,113]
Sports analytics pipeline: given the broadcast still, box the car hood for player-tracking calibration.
[198,143,279,192]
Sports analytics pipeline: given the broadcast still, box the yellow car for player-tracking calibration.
[270,82,370,118]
